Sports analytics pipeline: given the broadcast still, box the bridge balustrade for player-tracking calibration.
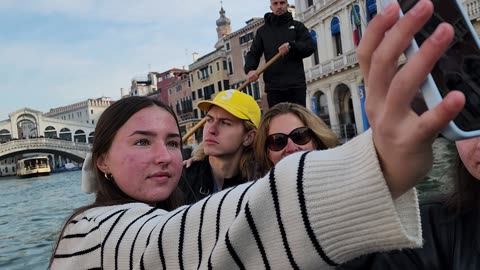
[0,138,91,160]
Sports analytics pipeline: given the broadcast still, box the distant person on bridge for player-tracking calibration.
[244,0,315,107]
[50,3,466,267]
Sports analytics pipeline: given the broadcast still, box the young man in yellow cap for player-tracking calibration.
[180,89,261,204]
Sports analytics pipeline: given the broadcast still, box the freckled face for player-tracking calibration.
[456,137,480,180]
[99,106,183,204]
[267,113,315,165]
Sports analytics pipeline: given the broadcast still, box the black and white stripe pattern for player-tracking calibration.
[51,131,422,269]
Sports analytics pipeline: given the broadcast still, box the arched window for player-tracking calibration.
[88,132,95,144]
[74,130,86,143]
[366,0,377,22]
[351,5,363,46]
[59,128,72,141]
[331,17,343,56]
[0,129,11,142]
[44,126,57,139]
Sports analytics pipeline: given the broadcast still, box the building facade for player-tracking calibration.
[127,73,159,99]
[189,49,230,120]
[167,71,199,148]
[295,0,480,141]
[44,97,114,126]
[152,68,188,104]
[294,0,376,141]
[223,17,268,113]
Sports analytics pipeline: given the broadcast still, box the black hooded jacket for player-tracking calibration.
[338,201,480,270]
[179,158,247,204]
[244,12,315,92]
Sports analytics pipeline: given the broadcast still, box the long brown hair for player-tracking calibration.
[254,102,338,177]
[447,152,480,215]
[50,96,184,266]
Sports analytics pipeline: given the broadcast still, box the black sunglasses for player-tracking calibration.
[266,126,314,152]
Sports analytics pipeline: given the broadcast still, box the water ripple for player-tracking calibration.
[0,171,93,270]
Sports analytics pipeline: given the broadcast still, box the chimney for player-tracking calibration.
[120,88,128,97]
[192,52,199,62]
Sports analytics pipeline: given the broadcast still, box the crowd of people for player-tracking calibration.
[49,0,478,269]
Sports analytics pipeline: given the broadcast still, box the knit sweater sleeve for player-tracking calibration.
[51,130,421,270]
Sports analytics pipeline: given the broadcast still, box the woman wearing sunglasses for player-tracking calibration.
[254,102,338,177]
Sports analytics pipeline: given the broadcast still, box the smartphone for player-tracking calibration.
[379,0,480,140]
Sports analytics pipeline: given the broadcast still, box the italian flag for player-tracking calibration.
[352,6,361,46]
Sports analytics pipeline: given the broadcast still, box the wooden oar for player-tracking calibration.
[182,51,283,142]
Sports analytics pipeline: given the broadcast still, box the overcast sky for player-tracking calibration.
[0,0,269,120]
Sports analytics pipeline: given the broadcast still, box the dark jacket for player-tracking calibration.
[244,12,315,92]
[179,158,247,204]
[338,201,480,270]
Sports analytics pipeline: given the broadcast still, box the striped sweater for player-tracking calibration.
[51,131,422,269]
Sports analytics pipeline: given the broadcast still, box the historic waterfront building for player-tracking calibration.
[189,49,230,120]
[44,97,114,126]
[463,0,480,32]
[126,73,159,99]
[125,69,188,105]
[294,0,480,142]
[293,0,375,142]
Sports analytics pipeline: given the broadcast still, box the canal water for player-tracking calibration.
[0,171,93,270]
[0,137,456,269]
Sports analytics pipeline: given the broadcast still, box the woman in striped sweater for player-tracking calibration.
[50,1,466,269]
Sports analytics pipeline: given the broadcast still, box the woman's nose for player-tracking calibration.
[153,144,173,164]
[284,138,300,154]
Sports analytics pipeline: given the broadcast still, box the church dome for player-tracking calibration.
[216,7,231,27]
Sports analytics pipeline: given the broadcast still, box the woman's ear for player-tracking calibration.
[96,154,109,173]
[243,130,257,147]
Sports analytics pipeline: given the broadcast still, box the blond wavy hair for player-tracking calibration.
[254,102,338,176]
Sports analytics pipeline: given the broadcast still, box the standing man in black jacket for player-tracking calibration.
[244,0,315,107]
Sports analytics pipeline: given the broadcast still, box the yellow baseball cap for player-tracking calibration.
[198,89,261,128]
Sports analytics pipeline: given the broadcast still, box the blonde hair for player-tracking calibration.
[192,120,257,181]
[254,102,338,176]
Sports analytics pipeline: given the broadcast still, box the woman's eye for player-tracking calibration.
[134,139,150,146]
[167,141,180,148]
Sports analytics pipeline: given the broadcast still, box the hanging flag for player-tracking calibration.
[351,5,361,46]
[310,30,317,45]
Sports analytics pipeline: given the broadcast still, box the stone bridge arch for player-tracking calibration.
[0,138,91,163]
[16,113,39,139]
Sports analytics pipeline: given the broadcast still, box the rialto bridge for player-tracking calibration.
[0,108,94,175]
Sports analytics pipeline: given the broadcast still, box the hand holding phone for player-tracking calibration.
[379,0,480,140]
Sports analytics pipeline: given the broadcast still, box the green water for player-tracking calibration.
[416,137,457,201]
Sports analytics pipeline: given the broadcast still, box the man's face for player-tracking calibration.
[202,106,248,158]
[270,0,288,16]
